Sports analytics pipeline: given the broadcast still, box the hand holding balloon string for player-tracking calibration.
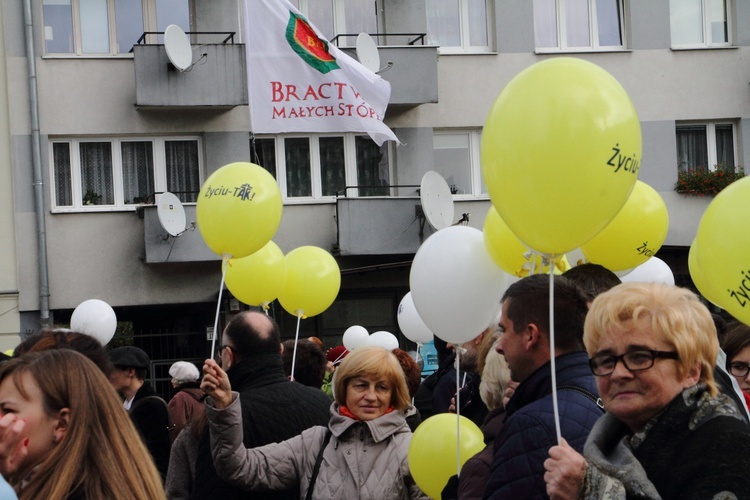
[202,359,233,410]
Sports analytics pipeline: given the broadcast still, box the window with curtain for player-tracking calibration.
[676,122,736,173]
[42,0,191,55]
[670,0,730,47]
[533,0,625,51]
[251,133,392,200]
[50,136,202,211]
[296,0,377,45]
[427,0,491,52]
[432,130,486,195]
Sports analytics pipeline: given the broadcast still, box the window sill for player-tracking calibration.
[41,53,134,60]
[437,49,496,56]
[670,45,737,52]
[534,47,631,55]
[51,203,195,214]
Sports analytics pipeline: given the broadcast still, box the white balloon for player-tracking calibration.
[397,292,433,344]
[368,331,399,351]
[342,325,369,350]
[70,299,117,346]
[410,226,509,345]
[619,257,675,286]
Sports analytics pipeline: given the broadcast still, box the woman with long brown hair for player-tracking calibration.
[0,349,165,499]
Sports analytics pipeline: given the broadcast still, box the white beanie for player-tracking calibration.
[169,361,200,383]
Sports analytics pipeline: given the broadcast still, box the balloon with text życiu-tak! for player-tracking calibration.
[581,180,669,272]
[692,175,750,324]
[196,162,282,259]
[481,57,641,256]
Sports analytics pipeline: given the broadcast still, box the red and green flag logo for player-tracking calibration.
[285,12,339,74]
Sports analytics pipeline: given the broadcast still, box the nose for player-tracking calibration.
[362,386,376,400]
[610,358,635,380]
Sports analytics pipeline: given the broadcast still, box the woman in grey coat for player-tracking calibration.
[202,345,428,499]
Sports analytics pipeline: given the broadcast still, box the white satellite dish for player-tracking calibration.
[157,192,187,237]
[420,171,455,230]
[164,24,193,72]
[356,33,381,74]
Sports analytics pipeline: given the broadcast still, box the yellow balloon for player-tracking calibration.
[196,162,282,259]
[693,176,750,323]
[581,181,669,271]
[408,414,485,499]
[484,207,569,277]
[482,58,641,255]
[277,246,341,318]
[224,241,287,308]
[688,240,722,309]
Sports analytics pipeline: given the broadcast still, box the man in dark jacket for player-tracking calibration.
[191,311,331,500]
[483,275,604,499]
[109,345,172,481]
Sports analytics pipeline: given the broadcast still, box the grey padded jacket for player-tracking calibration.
[207,393,428,499]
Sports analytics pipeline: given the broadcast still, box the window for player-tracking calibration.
[675,122,736,173]
[42,0,192,56]
[289,0,378,46]
[51,137,202,210]
[250,134,390,200]
[426,0,492,53]
[670,0,730,48]
[432,130,486,196]
[533,0,625,52]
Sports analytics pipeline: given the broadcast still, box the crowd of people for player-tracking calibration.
[0,263,749,499]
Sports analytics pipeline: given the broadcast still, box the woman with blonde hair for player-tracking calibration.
[0,349,165,499]
[202,345,428,499]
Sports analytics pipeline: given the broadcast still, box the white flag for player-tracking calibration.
[242,0,399,146]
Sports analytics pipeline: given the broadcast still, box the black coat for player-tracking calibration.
[191,352,331,500]
[129,381,172,481]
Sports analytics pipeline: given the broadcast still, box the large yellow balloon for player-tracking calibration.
[482,58,641,255]
[688,240,721,308]
[224,241,286,308]
[277,246,341,318]
[483,207,568,277]
[581,181,668,271]
[408,414,485,499]
[693,176,750,323]
[196,162,282,259]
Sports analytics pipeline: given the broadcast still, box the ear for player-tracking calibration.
[53,408,70,444]
[683,363,702,388]
[523,323,541,351]
[126,367,137,379]
[279,343,284,354]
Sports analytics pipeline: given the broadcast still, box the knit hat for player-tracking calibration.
[326,346,348,366]
[169,361,200,382]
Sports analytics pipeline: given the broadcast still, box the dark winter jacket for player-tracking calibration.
[130,381,172,482]
[483,351,603,499]
[191,352,331,500]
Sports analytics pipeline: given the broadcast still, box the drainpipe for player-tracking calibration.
[23,0,51,329]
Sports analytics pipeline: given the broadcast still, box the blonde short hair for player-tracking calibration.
[584,282,718,396]
[333,346,411,411]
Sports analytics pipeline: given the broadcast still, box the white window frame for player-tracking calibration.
[41,0,193,57]
[432,129,486,198]
[49,136,203,212]
[533,0,627,53]
[427,0,494,54]
[251,133,393,203]
[669,0,732,49]
[292,0,379,47]
[675,121,738,173]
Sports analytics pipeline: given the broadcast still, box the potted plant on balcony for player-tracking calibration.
[675,164,744,196]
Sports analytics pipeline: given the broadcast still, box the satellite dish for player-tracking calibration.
[164,24,193,72]
[420,171,455,230]
[157,192,187,237]
[356,33,380,74]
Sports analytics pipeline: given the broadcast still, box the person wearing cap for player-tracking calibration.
[322,345,348,397]
[168,361,204,435]
[109,345,172,482]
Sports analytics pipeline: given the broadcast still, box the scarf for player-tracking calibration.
[339,405,394,421]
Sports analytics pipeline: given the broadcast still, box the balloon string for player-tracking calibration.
[210,255,229,358]
[549,261,562,445]
[455,348,461,477]
[290,314,302,381]
[413,343,422,406]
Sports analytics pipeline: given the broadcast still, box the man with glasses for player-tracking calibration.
[192,311,331,500]
[544,282,750,499]
[484,274,604,499]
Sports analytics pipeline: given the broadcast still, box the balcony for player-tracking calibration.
[133,32,247,109]
[336,34,438,107]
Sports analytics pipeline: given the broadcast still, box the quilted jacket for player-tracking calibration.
[484,351,603,499]
[207,395,428,499]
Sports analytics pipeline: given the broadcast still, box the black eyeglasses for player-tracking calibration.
[729,362,750,378]
[216,344,231,358]
[589,349,679,376]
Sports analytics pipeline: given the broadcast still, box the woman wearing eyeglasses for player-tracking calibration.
[544,282,750,499]
[722,324,750,408]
